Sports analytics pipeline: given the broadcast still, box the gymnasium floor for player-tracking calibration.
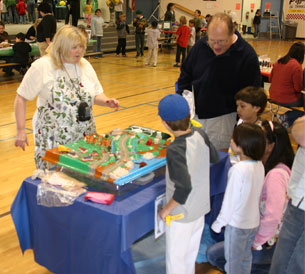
[0,38,302,273]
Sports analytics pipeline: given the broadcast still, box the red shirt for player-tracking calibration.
[269,58,303,104]
[16,0,27,15]
[176,25,190,49]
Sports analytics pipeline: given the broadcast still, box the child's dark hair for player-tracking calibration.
[151,21,158,28]
[189,19,195,25]
[195,9,201,15]
[0,21,5,27]
[232,123,266,160]
[261,120,294,174]
[235,86,267,115]
[95,8,101,14]
[16,32,25,41]
[165,115,190,131]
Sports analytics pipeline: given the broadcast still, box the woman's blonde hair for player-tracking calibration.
[49,25,87,69]
[34,18,42,31]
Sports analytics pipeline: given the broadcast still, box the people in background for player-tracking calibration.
[177,13,261,151]
[145,21,160,67]
[253,9,261,38]
[0,20,10,42]
[194,9,202,41]
[115,13,129,57]
[16,0,26,24]
[207,120,294,274]
[269,42,305,128]
[114,0,123,23]
[14,25,119,169]
[27,0,35,23]
[187,19,195,54]
[158,94,219,274]
[3,32,31,76]
[65,0,80,26]
[164,3,175,43]
[25,18,42,41]
[84,0,92,28]
[133,10,148,57]
[91,8,104,58]
[212,123,266,274]
[36,2,56,56]
[5,0,19,24]
[269,116,305,274]
[173,16,190,68]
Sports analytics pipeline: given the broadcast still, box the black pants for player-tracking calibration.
[135,33,145,55]
[65,6,79,27]
[176,44,186,63]
[116,38,126,55]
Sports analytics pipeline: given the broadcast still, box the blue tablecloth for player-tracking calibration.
[11,152,230,274]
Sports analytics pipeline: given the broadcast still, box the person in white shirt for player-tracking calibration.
[114,0,123,22]
[187,19,195,54]
[269,116,305,274]
[145,21,160,67]
[212,123,266,274]
[91,9,105,58]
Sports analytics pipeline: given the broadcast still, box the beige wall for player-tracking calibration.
[160,0,242,24]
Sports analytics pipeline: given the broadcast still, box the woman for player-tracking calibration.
[253,9,261,38]
[14,25,119,169]
[164,3,175,44]
[269,42,305,127]
[25,18,42,41]
[36,2,57,56]
[206,120,294,274]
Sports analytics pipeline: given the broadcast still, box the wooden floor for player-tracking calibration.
[0,39,302,274]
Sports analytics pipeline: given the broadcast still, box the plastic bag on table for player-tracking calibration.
[182,89,195,119]
[37,171,87,207]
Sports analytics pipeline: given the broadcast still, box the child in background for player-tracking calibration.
[158,94,219,274]
[16,0,26,24]
[187,19,195,54]
[115,13,129,57]
[235,86,267,126]
[212,123,266,274]
[84,0,92,28]
[145,21,160,67]
[173,16,190,67]
[91,9,104,58]
[3,32,31,76]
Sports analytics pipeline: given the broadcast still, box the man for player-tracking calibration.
[65,0,80,26]
[177,13,261,151]
[194,9,202,41]
[133,10,148,57]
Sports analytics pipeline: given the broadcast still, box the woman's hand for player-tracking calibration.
[15,129,29,151]
[105,98,120,110]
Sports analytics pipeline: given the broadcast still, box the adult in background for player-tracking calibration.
[37,2,56,56]
[4,0,18,23]
[193,9,202,41]
[27,0,35,23]
[133,10,148,57]
[164,3,175,44]
[253,9,261,38]
[0,20,10,43]
[269,116,305,274]
[269,42,305,128]
[65,0,80,26]
[207,120,294,274]
[177,13,261,151]
[14,25,119,169]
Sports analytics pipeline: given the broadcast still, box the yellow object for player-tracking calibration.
[58,145,70,152]
[190,120,202,128]
[59,1,66,6]
[114,0,119,3]
[166,213,184,226]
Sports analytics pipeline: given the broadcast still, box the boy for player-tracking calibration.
[235,86,267,126]
[3,32,31,76]
[115,13,129,57]
[145,21,160,67]
[158,94,219,274]
[91,9,104,58]
[133,10,148,57]
[187,19,195,54]
[173,16,190,67]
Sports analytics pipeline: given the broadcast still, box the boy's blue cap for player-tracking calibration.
[158,94,190,121]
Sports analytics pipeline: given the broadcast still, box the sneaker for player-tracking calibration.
[152,64,157,67]
[135,54,139,58]
[122,54,127,57]
[173,64,180,67]
[115,54,119,57]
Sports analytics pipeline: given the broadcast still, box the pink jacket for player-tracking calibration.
[253,163,291,248]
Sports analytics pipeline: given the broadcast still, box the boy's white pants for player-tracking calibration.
[166,215,205,274]
[146,47,158,65]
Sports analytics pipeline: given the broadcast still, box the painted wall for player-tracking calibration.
[241,0,261,27]
[260,0,283,34]
[160,0,242,24]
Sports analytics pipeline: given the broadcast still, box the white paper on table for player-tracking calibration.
[154,193,166,239]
